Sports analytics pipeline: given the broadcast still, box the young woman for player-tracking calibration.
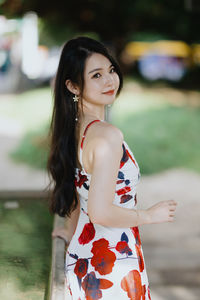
[48,36,177,299]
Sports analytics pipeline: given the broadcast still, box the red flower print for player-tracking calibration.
[121,270,143,300]
[116,241,132,255]
[91,238,109,250]
[131,226,141,247]
[135,244,144,272]
[91,238,116,275]
[78,222,95,245]
[74,258,88,279]
[82,271,113,300]
[126,148,137,167]
[148,285,151,299]
[75,170,88,188]
[66,281,72,296]
[116,186,131,196]
[117,179,124,184]
[142,284,146,300]
[134,194,138,204]
[120,194,133,203]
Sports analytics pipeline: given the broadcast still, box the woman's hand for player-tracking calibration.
[52,226,69,244]
[145,200,178,224]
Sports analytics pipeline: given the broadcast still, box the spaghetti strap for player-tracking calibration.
[79,119,102,173]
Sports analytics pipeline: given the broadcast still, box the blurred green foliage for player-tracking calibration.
[8,81,200,175]
[0,199,53,300]
[2,0,200,52]
[112,103,200,174]
[10,123,50,170]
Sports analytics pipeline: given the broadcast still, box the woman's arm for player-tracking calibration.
[87,125,177,227]
[52,197,80,244]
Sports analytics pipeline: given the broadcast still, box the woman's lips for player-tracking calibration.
[103,89,115,95]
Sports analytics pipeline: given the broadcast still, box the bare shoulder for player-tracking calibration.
[89,121,124,149]
[82,121,124,173]
[102,122,124,142]
[89,121,124,163]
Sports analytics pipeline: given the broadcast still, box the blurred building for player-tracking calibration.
[0,13,60,93]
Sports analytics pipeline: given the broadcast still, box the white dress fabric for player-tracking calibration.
[64,119,151,300]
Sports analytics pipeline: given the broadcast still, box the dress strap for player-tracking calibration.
[79,119,102,172]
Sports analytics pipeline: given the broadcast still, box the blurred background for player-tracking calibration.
[0,0,200,299]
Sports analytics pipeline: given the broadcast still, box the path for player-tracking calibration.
[0,134,49,191]
[137,168,200,299]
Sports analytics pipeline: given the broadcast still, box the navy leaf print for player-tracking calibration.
[83,182,89,190]
[120,144,129,167]
[77,276,82,290]
[125,179,130,185]
[69,253,79,260]
[121,232,129,243]
[121,144,129,163]
[118,171,124,179]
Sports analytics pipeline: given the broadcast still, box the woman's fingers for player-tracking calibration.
[51,227,69,244]
[52,227,64,237]
[169,212,175,217]
[168,217,174,222]
[168,200,177,205]
[52,229,59,237]
[169,205,177,211]
[168,200,177,213]
[166,200,177,221]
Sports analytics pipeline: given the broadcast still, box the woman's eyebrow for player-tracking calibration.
[88,64,113,74]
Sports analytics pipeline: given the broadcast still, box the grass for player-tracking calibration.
[0,199,53,300]
[0,87,52,133]
[2,80,200,174]
[0,86,53,170]
[112,102,200,174]
[10,123,50,170]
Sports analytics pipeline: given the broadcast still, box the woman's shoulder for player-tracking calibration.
[90,120,124,145]
[86,120,124,158]
[82,120,124,172]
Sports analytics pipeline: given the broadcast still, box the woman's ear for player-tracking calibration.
[65,79,80,95]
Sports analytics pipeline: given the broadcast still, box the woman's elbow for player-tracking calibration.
[88,208,109,226]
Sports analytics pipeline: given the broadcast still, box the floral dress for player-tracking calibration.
[64,119,151,300]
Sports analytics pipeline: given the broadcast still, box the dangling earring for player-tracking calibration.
[73,94,79,102]
[73,94,79,122]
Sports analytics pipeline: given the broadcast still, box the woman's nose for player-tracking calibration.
[105,73,114,86]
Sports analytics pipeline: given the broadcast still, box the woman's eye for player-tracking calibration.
[92,73,101,78]
[110,67,116,73]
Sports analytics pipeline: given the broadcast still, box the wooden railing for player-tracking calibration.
[48,215,67,300]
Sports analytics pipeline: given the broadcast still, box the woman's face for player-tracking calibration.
[82,53,120,106]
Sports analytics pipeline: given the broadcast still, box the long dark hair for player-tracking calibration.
[47,36,123,218]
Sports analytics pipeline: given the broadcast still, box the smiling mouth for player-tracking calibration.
[103,89,115,95]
